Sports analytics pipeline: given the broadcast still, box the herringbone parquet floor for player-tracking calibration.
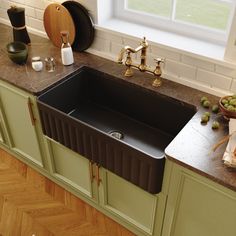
[0,148,135,236]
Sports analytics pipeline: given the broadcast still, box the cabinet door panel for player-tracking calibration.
[163,163,236,236]
[100,170,159,235]
[0,85,43,166]
[171,174,236,236]
[47,139,94,199]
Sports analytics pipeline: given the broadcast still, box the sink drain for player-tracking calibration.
[109,131,124,140]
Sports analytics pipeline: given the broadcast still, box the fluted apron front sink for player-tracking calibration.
[37,66,196,193]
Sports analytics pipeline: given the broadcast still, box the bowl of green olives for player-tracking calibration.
[219,95,236,118]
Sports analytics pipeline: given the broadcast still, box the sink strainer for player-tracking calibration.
[109,131,124,140]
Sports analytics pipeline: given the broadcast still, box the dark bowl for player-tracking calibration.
[219,96,236,119]
[6,41,27,53]
[6,42,28,64]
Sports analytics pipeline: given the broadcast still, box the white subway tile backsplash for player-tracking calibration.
[90,36,110,53]
[96,30,123,44]
[27,16,44,31]
[11,0,25,4]
[0,0,236,96]
[24,5,35,17]
[146,54,158,68]
[24,0,45,9]
[164,72,229,97]
[151,45,181,61]
[111,42,123,56]
[215,65,236,78]
[35,9,44,20]
[122,37,140,49]
[107,33,123,44]
[1,0,10,9]
[181,55,214,71]
[230,79,236,93]
[165,59,196,81]
[0,8,8,19]
[196,69,232,90]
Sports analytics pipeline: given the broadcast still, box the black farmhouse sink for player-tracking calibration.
[37,66,196,193]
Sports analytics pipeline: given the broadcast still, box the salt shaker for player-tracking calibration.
[61,31,74,66]
[31,56,43,71]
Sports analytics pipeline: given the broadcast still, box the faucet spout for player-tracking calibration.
[117,46,136,64]
[117,37,148,64]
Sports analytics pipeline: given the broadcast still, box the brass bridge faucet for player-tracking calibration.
[117,37,164,87]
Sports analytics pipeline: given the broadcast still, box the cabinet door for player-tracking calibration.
[162,161,236,236]
[0,84,43,166]
[99,169,165,236]
[46,138,96,200]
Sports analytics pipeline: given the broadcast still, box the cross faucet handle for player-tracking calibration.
[154,58,165,66]
[152,58,165,87]
[153,58,165,77]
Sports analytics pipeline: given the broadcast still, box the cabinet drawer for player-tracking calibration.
[47,138,93,198]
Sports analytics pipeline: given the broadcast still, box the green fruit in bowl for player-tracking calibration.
[219,95,236,118]
[221,99,228,105]
[229,99,236,106]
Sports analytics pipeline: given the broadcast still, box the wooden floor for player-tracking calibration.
[0,149,135,236]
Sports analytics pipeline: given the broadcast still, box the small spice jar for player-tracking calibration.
[31,56,43,71]
[45,57,55,72]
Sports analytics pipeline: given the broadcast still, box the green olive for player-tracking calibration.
[227,105,235,111]
[204,112,211,118]
[232,95,236,99]
[212,121,220,129]
[229,99,236,106]
[221,99,228,105]
[212,104,219,113]
[227,96,233,101]
[202,100,210,108]
[201,114,209,123]
[200,96,208,104]
[224,103,229,108]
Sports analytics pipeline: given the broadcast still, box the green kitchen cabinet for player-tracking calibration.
[0,80,46,168]
[44,137,166,236]
[162,160,236,236]
[45,137,97,200]
[99,168,166,236]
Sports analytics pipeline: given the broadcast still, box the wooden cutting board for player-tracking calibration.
[43,3,75,48]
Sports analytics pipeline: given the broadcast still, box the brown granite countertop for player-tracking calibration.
[0,23,235,192]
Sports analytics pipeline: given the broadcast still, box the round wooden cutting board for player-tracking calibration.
[43,3,75,48]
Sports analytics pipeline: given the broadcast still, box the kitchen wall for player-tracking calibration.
[1,0,236,97]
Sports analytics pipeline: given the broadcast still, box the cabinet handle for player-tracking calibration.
[89,161,95,183]
[0,121,5,142]
[95,164,101,187]
[27,98,36,126]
